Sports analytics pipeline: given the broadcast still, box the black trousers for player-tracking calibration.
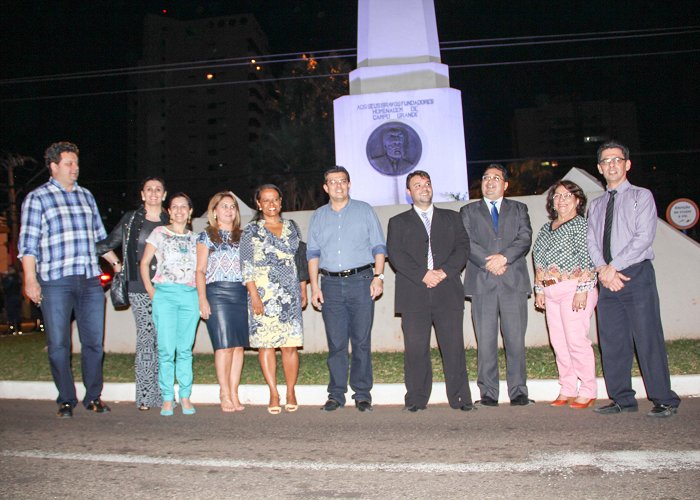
[597,260,680,408]
[401,308,472,408]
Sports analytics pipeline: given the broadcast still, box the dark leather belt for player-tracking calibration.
[320,264,373,277]
[542,278,558,287]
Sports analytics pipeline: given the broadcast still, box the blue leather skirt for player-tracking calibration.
[205,281,249,350]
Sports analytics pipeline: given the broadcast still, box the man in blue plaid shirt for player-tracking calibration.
[19,141,121,418]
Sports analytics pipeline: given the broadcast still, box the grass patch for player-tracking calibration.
[1,331,698,384]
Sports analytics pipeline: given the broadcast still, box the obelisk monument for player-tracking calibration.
[334,0,469,205]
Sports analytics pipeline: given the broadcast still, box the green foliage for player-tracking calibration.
[249,54,353,210]
[2,332,698,384]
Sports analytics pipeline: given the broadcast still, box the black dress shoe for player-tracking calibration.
[86,399,111,413]
[647,404,678,418]
[403,405,426,412]
[594,402,638,414]
[459,404,476,412]
[321,399,341,412]
[355,400,373,412]
[510,395,535,406]
[475,397,498,407]
[57,403,73,418]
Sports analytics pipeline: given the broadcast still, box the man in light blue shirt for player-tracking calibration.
[307,166,386,412]
[587,140,680,418]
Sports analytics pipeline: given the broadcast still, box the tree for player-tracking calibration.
[250,54,352,210]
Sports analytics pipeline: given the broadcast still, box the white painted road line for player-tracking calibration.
[3,449,699,474]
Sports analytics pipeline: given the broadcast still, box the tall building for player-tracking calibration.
[512,96,640,159]
[128,13,269,209]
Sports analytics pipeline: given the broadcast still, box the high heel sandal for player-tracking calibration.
[267,406,282,415]
[284,403,298,412]
[570,398,596,409]
[550,397,574,407]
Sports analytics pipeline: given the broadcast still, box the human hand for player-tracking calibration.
[251,295,264,316]
[370,277,384,299]
[535,292,545,310]
[24,279,42,305]
[485,254,507,275]
[199,299,211,320]
[311,288,324,310]
[572,291,588,312]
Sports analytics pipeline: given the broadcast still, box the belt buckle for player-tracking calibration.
[339,269,352,277]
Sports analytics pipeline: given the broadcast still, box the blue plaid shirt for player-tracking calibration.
[18,178,107,281]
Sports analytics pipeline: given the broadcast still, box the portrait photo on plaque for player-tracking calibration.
[366,122,422,176]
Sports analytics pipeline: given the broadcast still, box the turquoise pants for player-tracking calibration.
[152,284,199,402]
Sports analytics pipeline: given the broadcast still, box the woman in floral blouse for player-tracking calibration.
[533,181,598,409]
[141,193,198,416]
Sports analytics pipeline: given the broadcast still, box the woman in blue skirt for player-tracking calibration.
[196,191,249,412]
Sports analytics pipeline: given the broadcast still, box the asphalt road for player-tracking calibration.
[1,398,698,499]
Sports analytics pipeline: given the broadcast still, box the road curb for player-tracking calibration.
[1,375,698,406]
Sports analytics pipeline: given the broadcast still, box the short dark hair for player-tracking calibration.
[597,140,629,163]
[406,170,431,189]
[545,180,587,221]
[139,176,166,193]
[44,141,79,171]
[324,166,350,183]
[483,163,508,181]
[253,184,283,222]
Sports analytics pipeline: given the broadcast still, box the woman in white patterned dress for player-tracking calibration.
[241,185,308,414]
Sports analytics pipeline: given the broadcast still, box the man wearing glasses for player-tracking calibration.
[307,166,387,412]
[460,164,534,407]
[587,140,680,418]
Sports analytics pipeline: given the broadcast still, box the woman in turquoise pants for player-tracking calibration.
[140,193,199,416]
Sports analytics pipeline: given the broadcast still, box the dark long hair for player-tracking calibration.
[545,180,587,221]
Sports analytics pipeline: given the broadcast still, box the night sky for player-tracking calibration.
[2,0,699,223]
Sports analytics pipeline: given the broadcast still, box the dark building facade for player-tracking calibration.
[128,13,269,210]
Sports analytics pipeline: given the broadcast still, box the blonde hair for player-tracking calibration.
[205,191,241,244]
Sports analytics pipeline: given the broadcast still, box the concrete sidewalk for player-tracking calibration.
[1,375,698,406]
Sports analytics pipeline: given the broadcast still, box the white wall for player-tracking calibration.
[93,169,700,354]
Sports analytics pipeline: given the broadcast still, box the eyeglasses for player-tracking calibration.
[327,178,348,186]
[552,192,575,200]
[598,157,626,167]
[482,175,504,183]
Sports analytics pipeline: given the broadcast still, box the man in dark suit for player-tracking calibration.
[387,170,474,412]
[460,164,533,407]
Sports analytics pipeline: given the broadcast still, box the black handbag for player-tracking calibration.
[110,269,129,308]
[110,211,136,309]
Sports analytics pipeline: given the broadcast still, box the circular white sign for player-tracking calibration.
[666,198,699,230]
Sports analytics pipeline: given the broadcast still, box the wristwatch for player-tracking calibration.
[374,273,384,281]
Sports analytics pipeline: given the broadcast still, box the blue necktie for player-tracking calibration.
[490,201,499,233]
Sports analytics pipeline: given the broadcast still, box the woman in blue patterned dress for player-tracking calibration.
[196,191,249,412]
[140,193,199,416]
[241,185,308,414]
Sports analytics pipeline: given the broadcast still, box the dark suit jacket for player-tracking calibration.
[387,207,469,313]
[460,198,532,296]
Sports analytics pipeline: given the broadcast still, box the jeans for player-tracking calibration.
[151,284,199,402]
[321,268,374,405]
[39,275,105,407]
